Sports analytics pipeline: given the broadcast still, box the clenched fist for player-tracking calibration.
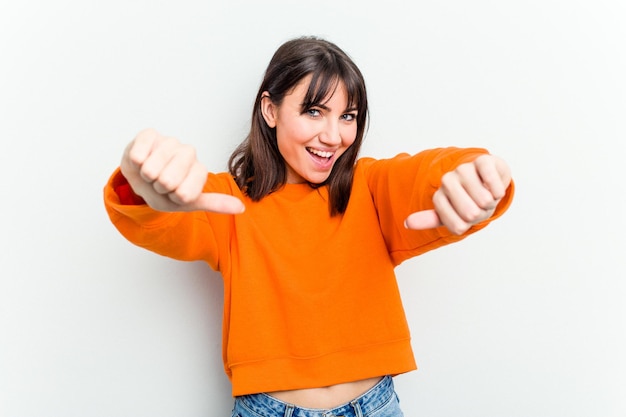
[405,154,511,235]
[120,129,245,214]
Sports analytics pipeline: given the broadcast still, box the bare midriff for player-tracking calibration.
[267,376,383,409]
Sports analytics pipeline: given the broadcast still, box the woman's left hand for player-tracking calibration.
[404,154,512,235]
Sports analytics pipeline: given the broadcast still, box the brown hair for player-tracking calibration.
[228,36,368,216]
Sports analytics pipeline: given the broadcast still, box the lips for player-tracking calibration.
[305,146,335,170]
[306,147,334,159]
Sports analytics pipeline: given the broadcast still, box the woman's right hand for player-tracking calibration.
[120,129,245,214]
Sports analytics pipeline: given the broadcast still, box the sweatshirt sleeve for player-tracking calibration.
[360,147,514,265]
[103,168,235,271]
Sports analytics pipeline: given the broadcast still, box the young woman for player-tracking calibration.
[104,36,514,417]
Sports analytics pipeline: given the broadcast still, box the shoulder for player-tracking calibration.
[354,153,413,179]
[204,172,245,198]
[355,148,490,175]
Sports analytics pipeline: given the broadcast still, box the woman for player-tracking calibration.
[104,36,514,417]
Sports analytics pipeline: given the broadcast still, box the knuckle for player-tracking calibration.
[180,143,196,156]
[156,177,177,193]
[450,222,469,236]
[455,199,478,219]
[461,205,481,223]
[440,172,456,189]
[175,192,193,205]
[167,192,183,205]
[455,162,474,178]
[140,166,158,183]
[478,197,497,211]
[161,136,179,150]
[125,141,146,165]
[457,161,472,173]
[136,129,159,147]
[475,192,494,208]
[171,187,196,205]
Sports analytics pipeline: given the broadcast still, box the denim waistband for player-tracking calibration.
[237,375,394,417]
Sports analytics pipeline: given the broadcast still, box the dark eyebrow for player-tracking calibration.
[301,103,359,114]
[302,103,330,111]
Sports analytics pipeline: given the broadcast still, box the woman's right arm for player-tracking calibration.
[103,129,244,265]
[120,128,244,214]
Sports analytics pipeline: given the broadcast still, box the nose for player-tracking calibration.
[319,119,341,146]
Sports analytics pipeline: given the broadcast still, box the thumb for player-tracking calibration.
[186,193,246,214]
[404,209,442,230]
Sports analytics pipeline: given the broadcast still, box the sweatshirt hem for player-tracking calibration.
[229,338,417,396]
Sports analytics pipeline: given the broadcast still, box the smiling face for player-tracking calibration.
[261,76,358,184]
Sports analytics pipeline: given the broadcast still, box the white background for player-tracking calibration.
[1,1,625,416]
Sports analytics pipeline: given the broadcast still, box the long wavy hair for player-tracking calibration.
[228,36,368,216]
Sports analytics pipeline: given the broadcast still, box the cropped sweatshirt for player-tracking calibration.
[103,148,514,396]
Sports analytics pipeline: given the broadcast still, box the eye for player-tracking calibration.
[341,113,357,122]
[306,108,321,117]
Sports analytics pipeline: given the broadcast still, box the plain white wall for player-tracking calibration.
[1,1,625,416]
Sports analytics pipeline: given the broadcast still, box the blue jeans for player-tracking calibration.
[231,376,403,417]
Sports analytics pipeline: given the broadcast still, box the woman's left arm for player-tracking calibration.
[360,148,514,265]
[404,154,512,235]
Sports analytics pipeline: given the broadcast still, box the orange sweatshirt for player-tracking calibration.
[103,148,514,396]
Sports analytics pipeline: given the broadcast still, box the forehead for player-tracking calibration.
[288,75,349,107]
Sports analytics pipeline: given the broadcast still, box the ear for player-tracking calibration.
[260,92,277,128]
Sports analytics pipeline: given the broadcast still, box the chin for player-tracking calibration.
[305,173,332,184]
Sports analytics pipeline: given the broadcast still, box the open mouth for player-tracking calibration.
[306,147,334,160]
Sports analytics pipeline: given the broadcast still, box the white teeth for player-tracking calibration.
[307,147,333,158]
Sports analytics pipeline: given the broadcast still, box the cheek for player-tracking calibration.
[278,119,315,145]
[342,124,358,147]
